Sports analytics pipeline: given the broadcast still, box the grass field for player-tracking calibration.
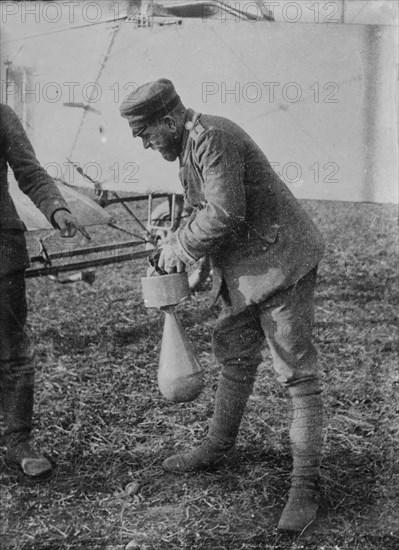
[1,200,398,550]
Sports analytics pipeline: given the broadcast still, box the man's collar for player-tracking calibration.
[179,108,195,166]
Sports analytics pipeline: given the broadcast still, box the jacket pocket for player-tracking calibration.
[239,223,280,255]
[261,224,280,245]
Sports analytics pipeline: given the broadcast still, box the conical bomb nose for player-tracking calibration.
[158,311,204,403]
[140,270,204,402]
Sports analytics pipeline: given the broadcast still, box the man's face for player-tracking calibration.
[129,118,180,162]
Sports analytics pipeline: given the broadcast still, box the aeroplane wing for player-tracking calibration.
[10,177,113,231]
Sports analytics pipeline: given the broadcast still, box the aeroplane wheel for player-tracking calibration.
[147,201,211,292]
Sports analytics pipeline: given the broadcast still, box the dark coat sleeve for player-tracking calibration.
[2,105,70,225]
[177,128,246,262]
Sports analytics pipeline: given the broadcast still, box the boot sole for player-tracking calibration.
[4,456,53,479]
[162,449,234,474]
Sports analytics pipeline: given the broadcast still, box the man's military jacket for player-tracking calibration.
[173,111,325,312]
[0,104,70,274]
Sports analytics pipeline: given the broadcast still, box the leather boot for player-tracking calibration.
[278,385,323,532]
[162,372,254,473]
[2,371,52,477]
[278,476,321,533]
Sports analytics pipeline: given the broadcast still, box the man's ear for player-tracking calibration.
[163,115,177,133]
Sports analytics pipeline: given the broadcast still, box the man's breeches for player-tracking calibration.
[0,270,33,373]
[212,267,319,391]
[211,268,322,480]
[0,270,35,441]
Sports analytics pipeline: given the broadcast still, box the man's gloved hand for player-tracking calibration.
[158,235,185,274]
[53,210,91,239]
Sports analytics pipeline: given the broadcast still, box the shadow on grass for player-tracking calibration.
[322,446,382,511]
[40,316,163,354]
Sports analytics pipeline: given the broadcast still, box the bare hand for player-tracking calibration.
[53,210,91,239]
[158,243,185,274]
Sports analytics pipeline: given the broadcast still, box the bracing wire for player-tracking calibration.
[64,14,129,179]
[4,16,128,43]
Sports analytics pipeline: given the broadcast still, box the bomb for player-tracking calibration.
[141,270,204,403]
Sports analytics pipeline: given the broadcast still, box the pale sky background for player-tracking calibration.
[1,1,398,204]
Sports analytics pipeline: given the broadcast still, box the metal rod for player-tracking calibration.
[26,249,151,278]
[30,239,146,262]
[100,192,170,206]
[106,222,147,241]
[111,190,151,236]
[147,193,176,231]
